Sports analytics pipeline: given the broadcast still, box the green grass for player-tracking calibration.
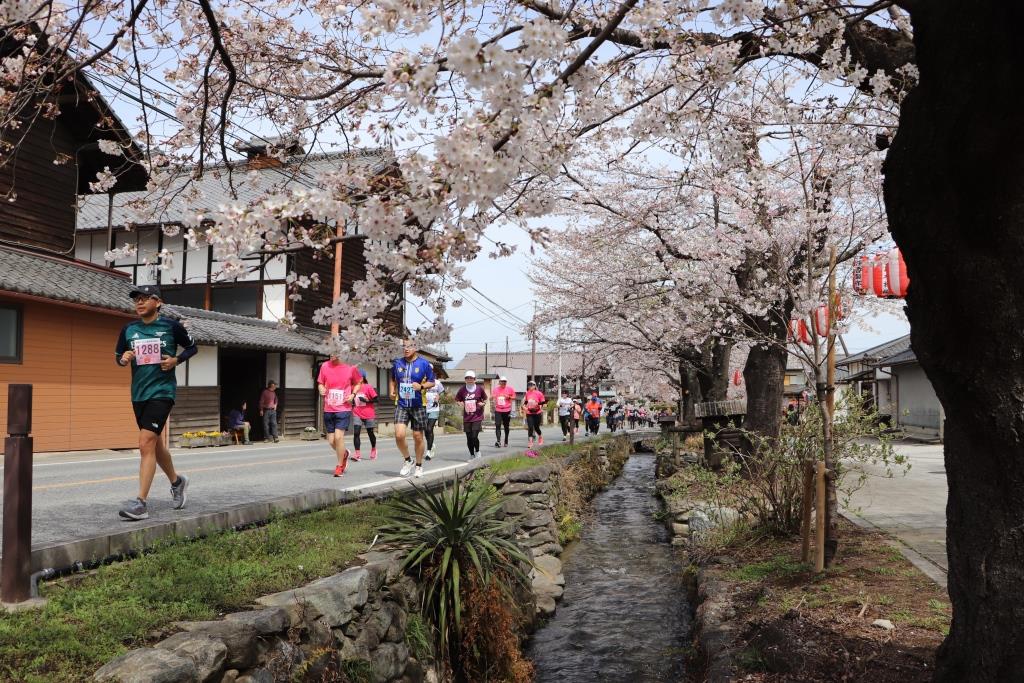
[727,555,807,582]
[488,436,613,476]
[0,501,385,683]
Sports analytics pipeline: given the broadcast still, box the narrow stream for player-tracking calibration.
[527,453,690,681]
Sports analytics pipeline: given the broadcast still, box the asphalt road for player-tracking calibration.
[845,440,948,585]
[1,425,606,550]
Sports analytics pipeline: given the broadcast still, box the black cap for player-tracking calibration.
[128,284,162,300]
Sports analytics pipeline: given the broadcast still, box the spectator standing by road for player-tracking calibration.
[259,381,280,442]
[317,352,362,477]
[114,284,196,521]
[455,370,487,459]
[492,375,516,447]
[390,340,435,478]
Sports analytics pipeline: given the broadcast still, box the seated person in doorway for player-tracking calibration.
[228,401,252,444]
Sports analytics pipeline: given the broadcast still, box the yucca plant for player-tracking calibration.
[381,476,530,668]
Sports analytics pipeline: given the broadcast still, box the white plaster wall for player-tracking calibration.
[286,353,315,388]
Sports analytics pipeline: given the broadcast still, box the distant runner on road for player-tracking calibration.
[114,285,196,521]
[557,390,574,441]
[317,351,363,477]
[390,340,435,478]
[585,391,603,435]
[455,370,487,460]
[351,371,379,461]
[524,380,547,450]
[492,375,515,447]
[424,379,445,461]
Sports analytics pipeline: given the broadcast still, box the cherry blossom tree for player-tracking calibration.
[5,0,1024,675]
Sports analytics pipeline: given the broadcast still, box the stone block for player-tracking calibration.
[523,530,556,547]
[219,671,239,683]
[174,621,259,669]
[236,669,273,683]
[156,633,227,683]
[532,554,562,579]
[372,642,410,683]
[532,543,564,557]
[502,481,550,495]
[500,495,529,516]
[257,567,369,627]
[535,594,557,617]
[520,509,554,529]
[508,465,553,483]
[671,523,690,537]
[224,608,288,635]
[92,648,198,683]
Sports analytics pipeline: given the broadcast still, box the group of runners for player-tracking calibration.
[113,285,657,521]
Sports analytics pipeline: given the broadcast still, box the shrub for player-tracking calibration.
[694,396,906,536]
[381,477,530,677]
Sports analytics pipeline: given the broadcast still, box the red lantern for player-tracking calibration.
[853,255,871,295]
[732,369,742,386]
[788,319,812,344]
[886,247,909,298]
[812,305,830,337]
[871,253,889,297]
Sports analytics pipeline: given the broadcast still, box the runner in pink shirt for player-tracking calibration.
[317,353,363,477]
[351,371,379,461]
[492,376,516,447]
[523,380,547,450]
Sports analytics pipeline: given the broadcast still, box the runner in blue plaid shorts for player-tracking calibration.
[390,340,436,478]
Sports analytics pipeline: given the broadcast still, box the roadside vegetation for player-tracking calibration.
[0,502,385,682]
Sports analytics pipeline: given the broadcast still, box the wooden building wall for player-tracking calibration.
[282,388,317,437]
[291,239,403,333]
[168,386,221,444]
[0,297,137,452]
[0,117,78,254]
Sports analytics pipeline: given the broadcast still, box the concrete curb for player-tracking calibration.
[840,511,948,588]
[24,433,656,575]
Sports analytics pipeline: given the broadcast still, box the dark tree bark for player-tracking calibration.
[698,339,732,404]
[742,320,788,443]
[884,2,1024,679]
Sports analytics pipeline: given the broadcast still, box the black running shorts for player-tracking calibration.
[133,398,174,434]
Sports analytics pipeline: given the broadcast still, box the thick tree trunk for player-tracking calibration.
[698,339,732,403]
[884,3,1024,679]
[742,318,788,445]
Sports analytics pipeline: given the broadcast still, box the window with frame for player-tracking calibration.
[0,305,23,363]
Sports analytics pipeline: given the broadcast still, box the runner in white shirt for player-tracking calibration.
[557,390,574,441]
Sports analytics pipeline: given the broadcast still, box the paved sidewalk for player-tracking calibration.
[844,441,948,586]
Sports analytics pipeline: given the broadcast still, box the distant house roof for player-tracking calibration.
[874,348,917,367]
[0,245,135,313]
[836,334,912,367]
[454,351,585,376]
[76,149,394,231]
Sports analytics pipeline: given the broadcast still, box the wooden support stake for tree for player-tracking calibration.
[815,460,827,573]
[2,384,33,604]
[800,461,814,563]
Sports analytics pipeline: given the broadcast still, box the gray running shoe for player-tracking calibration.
[171,473,190,510]
[119,498,149,520]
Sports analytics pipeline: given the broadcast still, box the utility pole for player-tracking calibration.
[505,336,509,366]
[484,342,489,374]
[330,221,345,337]
[530,303,537,385]
[557,320,563,397]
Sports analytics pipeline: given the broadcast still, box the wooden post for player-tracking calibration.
[2,384,33,604]
[330,223,345,337]
[815,460,826,573]
[800,462,814,563]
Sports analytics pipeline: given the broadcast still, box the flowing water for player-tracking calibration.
[527,453,691,681]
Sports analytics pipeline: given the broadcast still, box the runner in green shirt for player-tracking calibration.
[114,285,197,520]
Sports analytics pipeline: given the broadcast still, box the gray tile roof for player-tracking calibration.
[162,305,324,354]
[454,351,585,376]
[874,348,917,367]
[76,149,394,230]
[0,246,135,313]
[836,334,911,367]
